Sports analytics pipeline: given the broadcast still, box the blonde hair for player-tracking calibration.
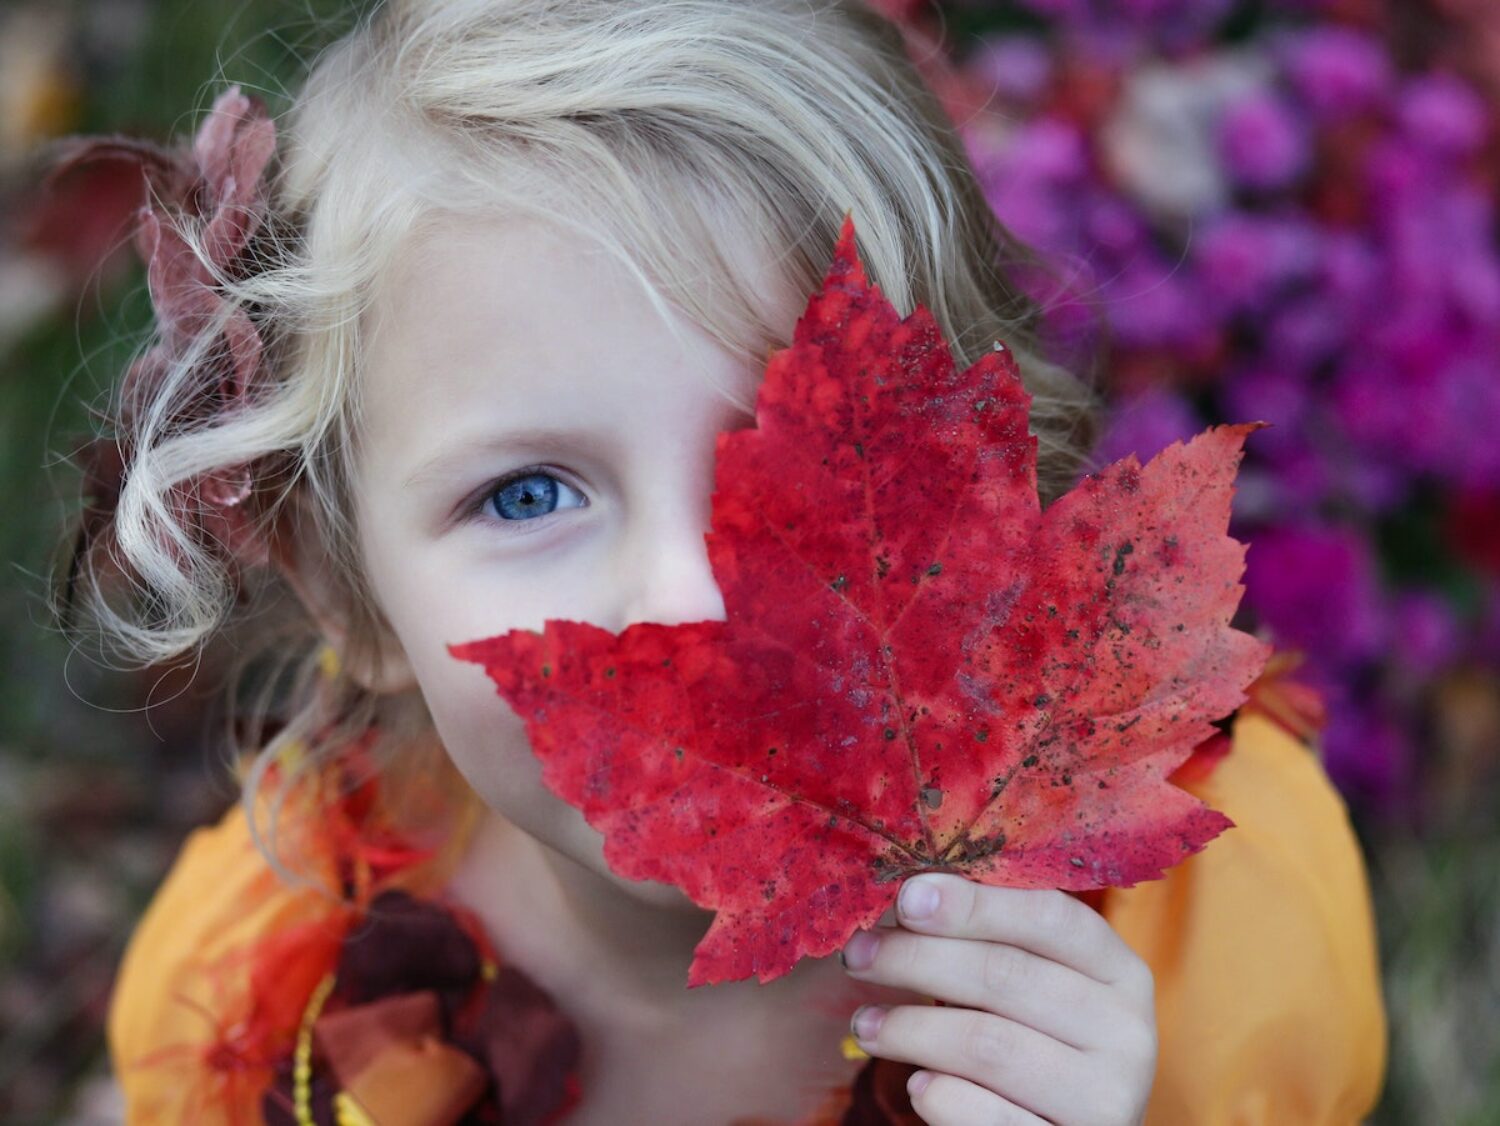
[64,0,1102,876]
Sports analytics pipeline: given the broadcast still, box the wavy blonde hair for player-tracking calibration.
[64,0,1102,879]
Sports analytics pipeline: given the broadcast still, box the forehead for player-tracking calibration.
[355,210,770,460]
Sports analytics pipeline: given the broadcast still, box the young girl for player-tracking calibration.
[59,1,1388,1122]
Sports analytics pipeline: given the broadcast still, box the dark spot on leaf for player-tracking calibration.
[1069,857,1085,868]
[541,664,552,678]
[831,574,848,592]
[883,727,897,740]
[921,786,943,809]
[1022,755,1038,768]
[767,746,778,756]
[605,667,616,678]
[673,746,684,760]
[1112,541,1134,576]
[876,554,891,579]
[854,441,865,458]
[975,728,989,742]
[1034,693,1051,708]
[926,562,942,576]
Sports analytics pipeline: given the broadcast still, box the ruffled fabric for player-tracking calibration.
[105,652,1386,1124]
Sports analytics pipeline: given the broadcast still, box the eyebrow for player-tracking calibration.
[402,425,620,489]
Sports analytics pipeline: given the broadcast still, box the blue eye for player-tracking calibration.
[482,470,587,522]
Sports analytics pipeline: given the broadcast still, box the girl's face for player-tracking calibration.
[352,211,796,908]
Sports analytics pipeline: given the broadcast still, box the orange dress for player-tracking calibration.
[105,674,1389,1124]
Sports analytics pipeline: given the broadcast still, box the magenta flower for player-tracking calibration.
[1319,696,1416,821]
[1392,590,1462,679]
[1094,386,1202,466]
[1192,212,1317,317]
[968,35,1055,105]
[1276,25,1393,122]
[1397,71,1490,160]
[1243,523,1388,669]
[1217,89,1311,191]
[1221,365,1308,456]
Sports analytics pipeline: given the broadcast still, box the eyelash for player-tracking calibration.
[469,465,588,528]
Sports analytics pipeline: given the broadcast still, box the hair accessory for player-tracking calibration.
[49,85,279,582]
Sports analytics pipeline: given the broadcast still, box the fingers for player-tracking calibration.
[890,873,1150,993]
[905,1069,1052,1126]
[841,927,1123,1050]
[850,1001,1079,1124]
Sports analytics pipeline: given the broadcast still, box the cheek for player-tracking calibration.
[408,642,568,834]
[417,659,695,911]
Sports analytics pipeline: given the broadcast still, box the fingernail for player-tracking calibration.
[841,930,879,971]
[851,1004,887,1043]
[899,877,939,921]
[908,1070,933,1098]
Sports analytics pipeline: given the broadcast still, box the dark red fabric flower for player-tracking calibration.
[48,85,280,584]
[263,888,582,1126]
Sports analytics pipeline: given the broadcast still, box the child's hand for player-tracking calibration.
[840,873,1156,1125]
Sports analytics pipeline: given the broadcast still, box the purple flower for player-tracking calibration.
[1264,292,1351,373]
[1093,387,1201,466]
[1221,365,1308,456]
[1217,89,1311,191]
[1339,456,1410,514]
[1431,347,1500,488]
[975,117,1091,252]
[1476,580,1500,665]
[1243,522,1388,670]
[1317,230,1382,317]
[1330,358,1424,467]
[1097,252,1214,349]
[1391,589,1462,678]
[1319,695,1416,820]
[1010,0,1235,54]
[1276,25,1393,122]
[1192,211,1321,317]
[1397,71,1490,160]
[968,35,1054,106]
[1256,430,1335,513]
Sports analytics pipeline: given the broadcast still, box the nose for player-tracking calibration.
[617,503,728,630]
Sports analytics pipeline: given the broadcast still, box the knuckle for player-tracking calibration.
[883,930,921,977]
[960,1011,1015,1075]
[1033,888,1075,933]
[979,943,1029,998]
[955,877,986,931]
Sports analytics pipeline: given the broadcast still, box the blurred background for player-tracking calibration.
[0,0,1497,1121]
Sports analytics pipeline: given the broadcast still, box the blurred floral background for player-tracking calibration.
[1,0,1497,1121]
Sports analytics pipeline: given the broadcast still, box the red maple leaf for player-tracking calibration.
[451,214,1270,986]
